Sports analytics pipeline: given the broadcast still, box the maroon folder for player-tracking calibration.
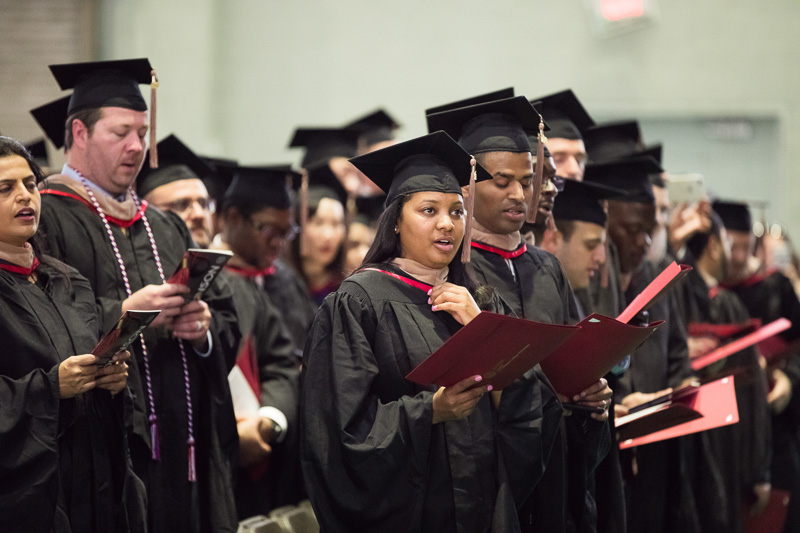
[744,489,791,533]
[539,314,662,398]
[688,319,761,339]
[617,376,739,449]
[617,261,692,324]
[405,312,579,390]
[691,318,792,370]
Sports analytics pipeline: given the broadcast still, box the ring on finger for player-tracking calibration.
[195,320,203,332]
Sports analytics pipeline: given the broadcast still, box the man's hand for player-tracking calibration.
[237,415,272,467]
[558,378,613,421]
[122,284,189,328]
[172,300,212,349]
[768,368,793,414]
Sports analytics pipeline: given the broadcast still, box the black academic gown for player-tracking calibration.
[469,243,609,533]
[0,259,147,533]
[677,267,772,533]
[727,271,800,531]
[300,265,546,533]
[616,261,701,533]
[260,259,319,358]
[583,240,629,533]
[221,271,303,518]
[39,185,240,533]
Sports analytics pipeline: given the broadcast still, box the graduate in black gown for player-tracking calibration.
[302,131,549,532]
[585,156,702,533]
[217,166,305,517]
[677,211,772,532]
[717,200,800,532]
[0,137,146,532]
[427,94,613,533]
[36,59,240,532]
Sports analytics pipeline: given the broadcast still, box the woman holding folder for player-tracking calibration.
[0,137,145,532]
[300,131,552,532]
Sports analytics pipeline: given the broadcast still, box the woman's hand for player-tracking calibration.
[432,375,491,424]
[429,282,481,325]
[95,350,130,396]
[59,354,99,399]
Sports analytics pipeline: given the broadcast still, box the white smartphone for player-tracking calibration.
[665,173,705,206]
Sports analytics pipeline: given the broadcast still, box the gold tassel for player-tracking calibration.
[299,169,309,256]
[461,156,477,264]
[149,69,159,168]
[531,115,546,225]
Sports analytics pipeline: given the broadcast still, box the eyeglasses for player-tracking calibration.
[163,197,216,215]
[250,218,300,242]
[544,175,565,192]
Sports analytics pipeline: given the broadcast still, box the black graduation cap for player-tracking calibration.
[49,58,153,115]
[223,165,298,210]
[712,200,752,233]
[424,87,515,116]
[552,179,627,227]
[30,96,71,149]
[24,139,48,164]
[583,120,644,163]
[289,127,362,170]
[137,135,215,197]
[291,163,349,206]
[529,89,595,141]
[200,156,238,207]
[426,96,541,155]
[584,156,662,204]
[354,194,387,225]
[344,109,400,148]
[349,131,491,207]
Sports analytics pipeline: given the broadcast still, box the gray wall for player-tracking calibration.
[22,1,800,233]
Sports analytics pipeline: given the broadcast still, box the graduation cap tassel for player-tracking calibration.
[461,156,478,264]
[149,414,161,460]
[299,169,310,257]
[532,116,546,225]
[149,69,159,169]
[187,437,197,482]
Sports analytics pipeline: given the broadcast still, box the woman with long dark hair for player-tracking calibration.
[0,136,145,532]
[288,166,348,305]
[301,132,550,532]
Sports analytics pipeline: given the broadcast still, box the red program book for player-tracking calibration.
[405,312,579,390]
[617,261,692,324]
[92,310,161,366]
[744,489,791,533]
[691,318,792,370]
[539,314,662,398]
[617,375,739,449]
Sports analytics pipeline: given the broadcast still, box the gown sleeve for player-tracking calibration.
[0,364,62,529]
[300,287,436,530]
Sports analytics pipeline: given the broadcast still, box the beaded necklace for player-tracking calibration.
[78,174,197,482]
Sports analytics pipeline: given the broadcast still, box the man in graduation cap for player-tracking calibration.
[214,165,304,518]
[585,156,701,533]
[427,94,613,533]
[138,134,217,248]
[218,164,317,359]
[717,200,800,531]
[530,89,595,182]
[675,209,772,531]
[36,59,240,532]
